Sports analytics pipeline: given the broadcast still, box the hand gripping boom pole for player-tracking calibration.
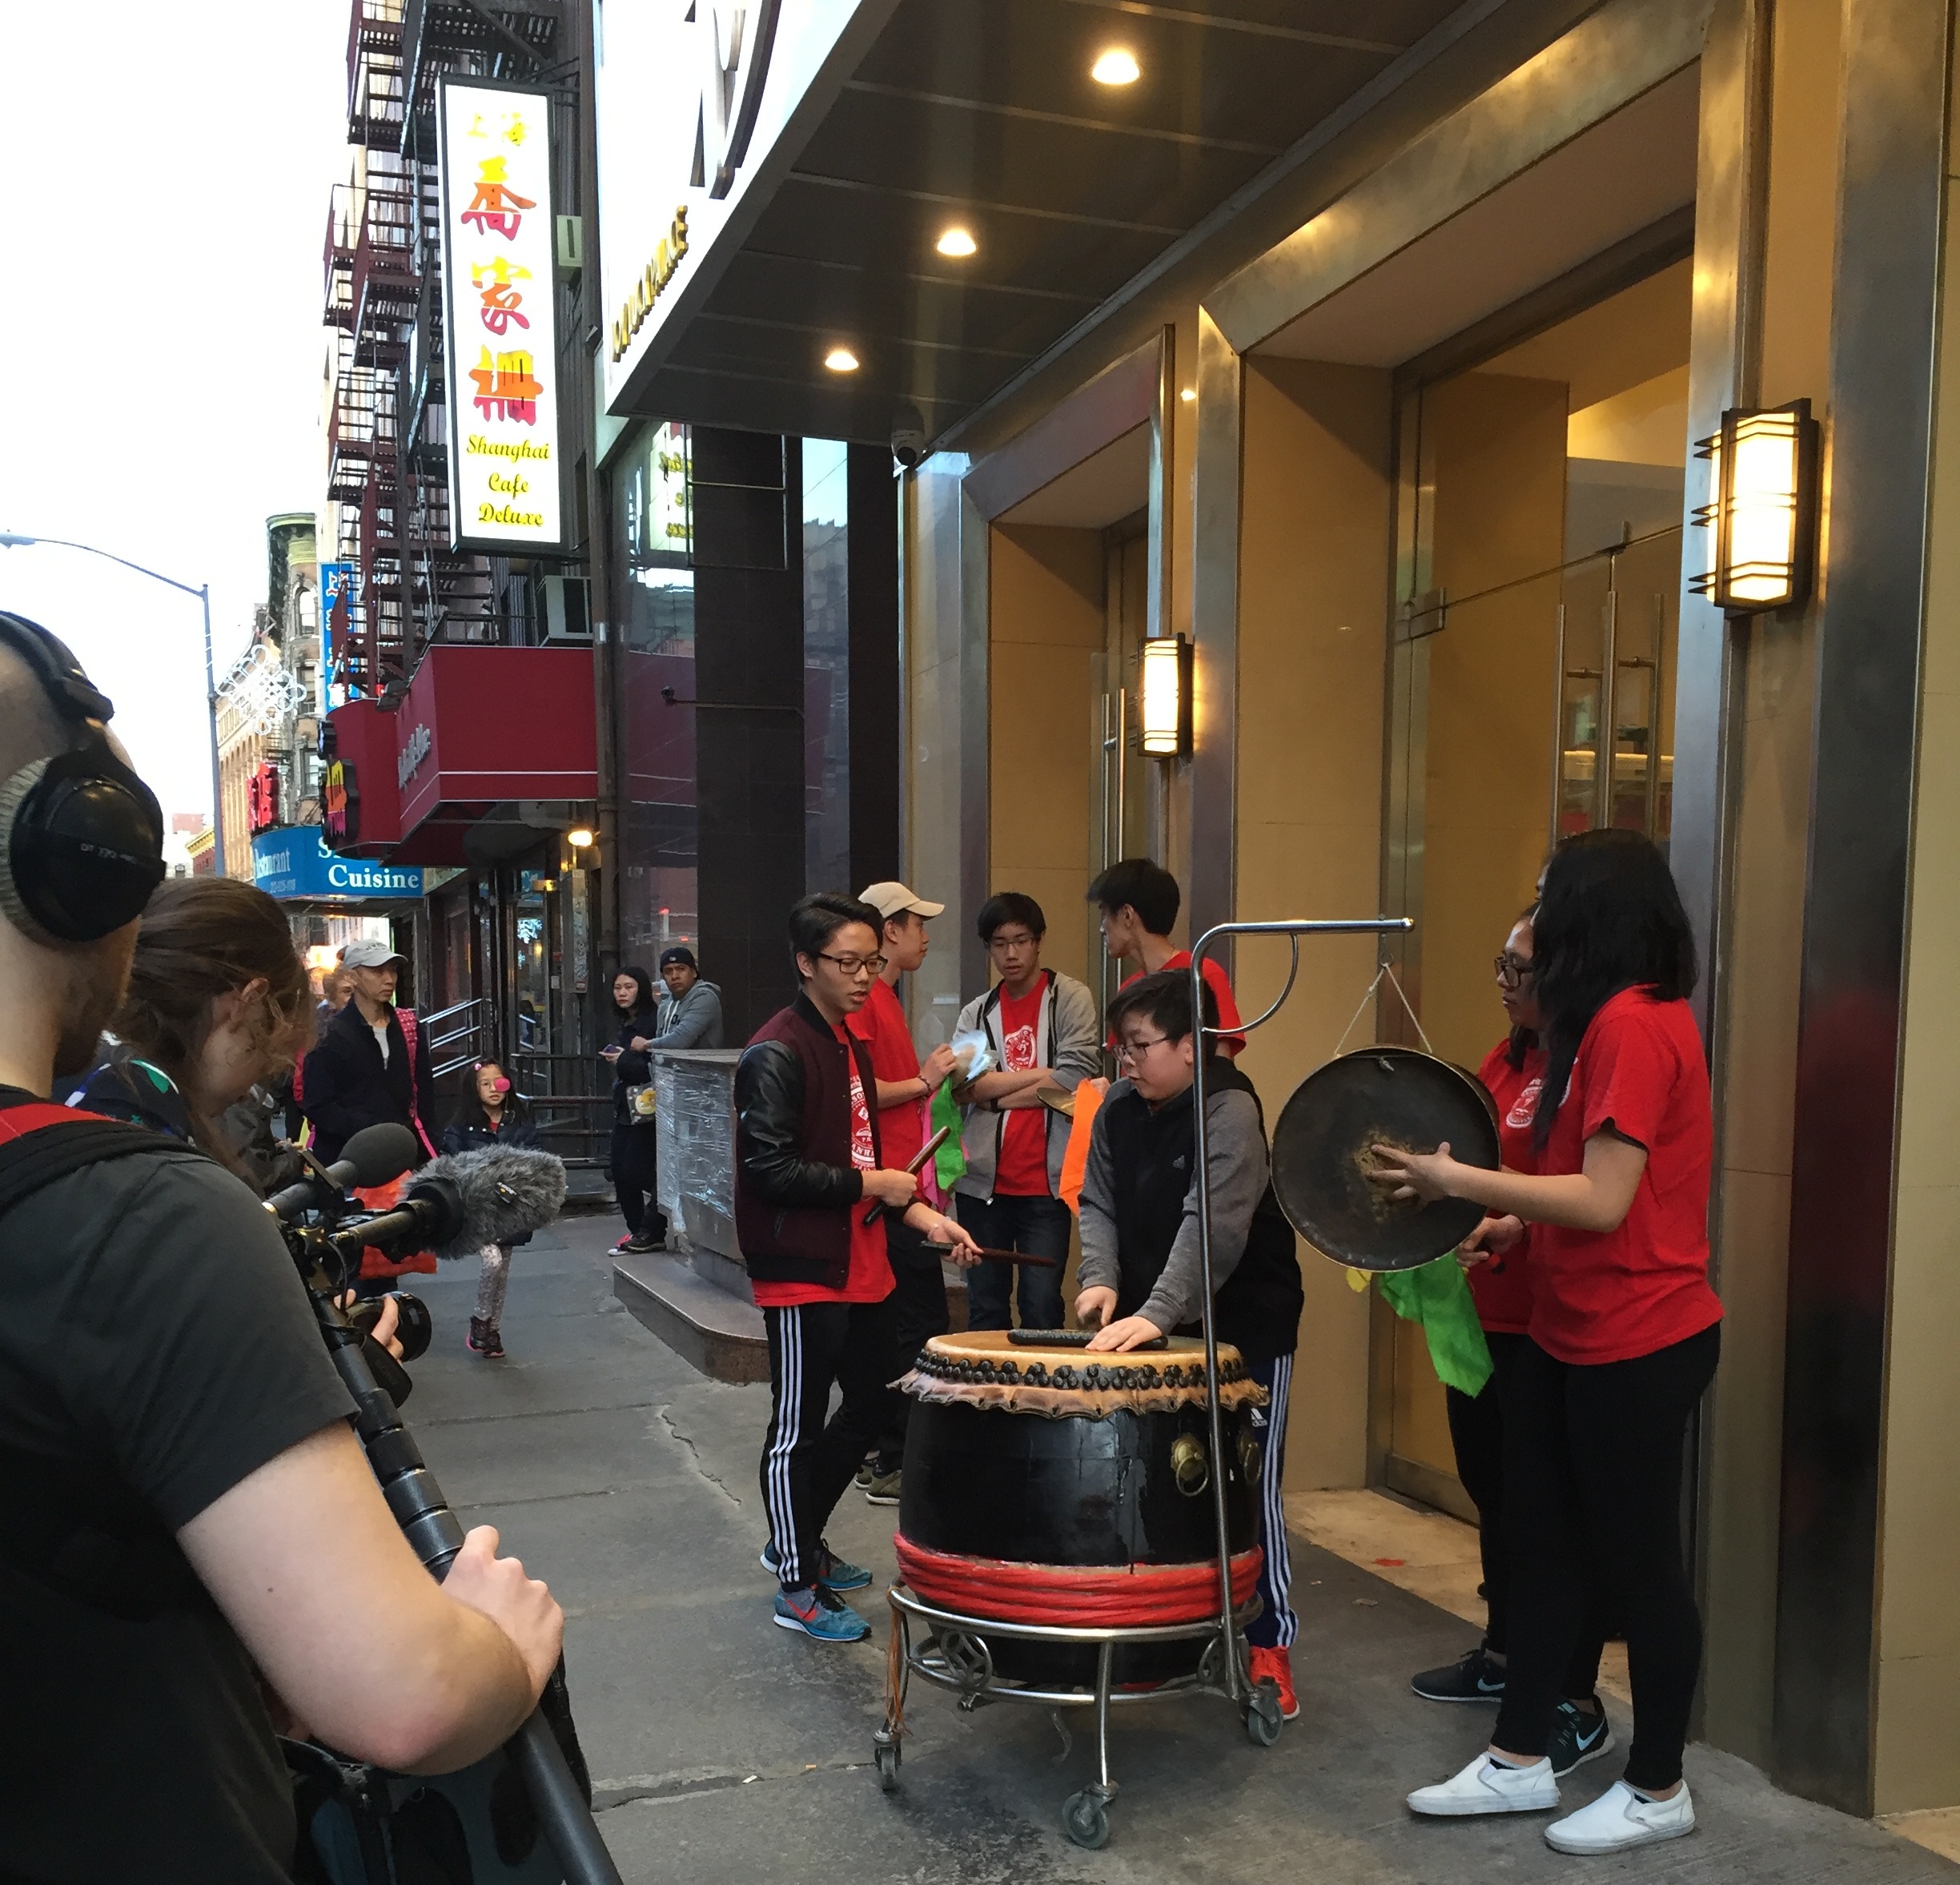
[316,1306,625,1885]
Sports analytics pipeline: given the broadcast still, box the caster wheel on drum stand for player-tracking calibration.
[1062,1789,1111,1851]
[873,1730,901,1794]
[1245,1683,1283,1747]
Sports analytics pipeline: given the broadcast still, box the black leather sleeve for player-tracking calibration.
[735,1041,864,1210]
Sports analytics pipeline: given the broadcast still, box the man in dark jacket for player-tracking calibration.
[298,939,436,1164]
[735,893,978,1643]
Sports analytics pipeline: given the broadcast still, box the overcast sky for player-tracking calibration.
[0,3,347,822]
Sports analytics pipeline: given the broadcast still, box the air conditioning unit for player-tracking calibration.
[541,575,592,645]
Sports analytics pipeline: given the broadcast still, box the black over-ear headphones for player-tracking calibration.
[0,611,166,942]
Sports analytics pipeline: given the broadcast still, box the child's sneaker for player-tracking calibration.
[466,1317,505,1359]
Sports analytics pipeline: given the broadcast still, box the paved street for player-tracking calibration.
[404,1216,1959,1884]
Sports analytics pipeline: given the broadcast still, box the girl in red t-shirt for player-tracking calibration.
[1379,830,1720,1856]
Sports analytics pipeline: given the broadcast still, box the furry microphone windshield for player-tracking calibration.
[412,1144,569,1261]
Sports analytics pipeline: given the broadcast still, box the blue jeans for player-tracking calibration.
[956,1192,1070,1331]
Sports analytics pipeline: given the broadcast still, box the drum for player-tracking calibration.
[897,1331,1266,1686]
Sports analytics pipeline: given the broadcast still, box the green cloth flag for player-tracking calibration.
[930,1079,966,1192]
[1376,1256,1492,1397]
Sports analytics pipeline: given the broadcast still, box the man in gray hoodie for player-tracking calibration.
[950,893,1102,1329]
[654,947,725,1049]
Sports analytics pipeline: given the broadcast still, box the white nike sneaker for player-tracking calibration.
[1544,1778,1696,1853]
[1408,1752,1560,1817]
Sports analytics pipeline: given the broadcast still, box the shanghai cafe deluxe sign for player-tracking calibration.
[437,77,564,555]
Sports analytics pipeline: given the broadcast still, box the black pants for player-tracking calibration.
[760,1296,898,1590]
[1448,1332,1609,1685]
[609,1122,662,1240]
[1494,1324,1721,1791]
[874,1220,950,1472]
[957,1192,1070,1329]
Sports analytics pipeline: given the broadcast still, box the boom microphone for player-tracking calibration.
[264,1122,420,1220]
[327,1144,568,1267]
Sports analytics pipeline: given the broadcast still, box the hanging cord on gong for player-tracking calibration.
[1331,955,1436,1059]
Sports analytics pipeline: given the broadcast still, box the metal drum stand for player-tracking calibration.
[875,915,1412,1850]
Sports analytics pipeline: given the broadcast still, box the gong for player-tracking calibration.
[1268,1047,1501,1272]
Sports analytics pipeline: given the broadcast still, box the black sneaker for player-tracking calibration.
[1547,1698,1615,1776]
[1410,1646,1507,1702]
[620,1231,663,1254]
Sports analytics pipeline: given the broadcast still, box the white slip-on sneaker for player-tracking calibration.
[1544,1778,1696,1853]
[1408,1752,1560,1817]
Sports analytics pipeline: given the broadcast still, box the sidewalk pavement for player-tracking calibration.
[403,1214,1959,1884]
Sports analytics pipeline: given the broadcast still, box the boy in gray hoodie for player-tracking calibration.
[950,893,1102,1328]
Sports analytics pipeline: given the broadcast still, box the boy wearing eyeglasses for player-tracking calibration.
[734,893,979,1643]
[1074,968,1305,1718]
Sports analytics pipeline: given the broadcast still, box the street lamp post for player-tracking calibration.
[0,532,226,870]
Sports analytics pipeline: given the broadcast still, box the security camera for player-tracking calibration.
[891,404,926,470]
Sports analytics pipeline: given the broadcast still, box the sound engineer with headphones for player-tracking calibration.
[0,614,565,1883]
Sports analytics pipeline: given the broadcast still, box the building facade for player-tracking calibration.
[588,0,1960,1820]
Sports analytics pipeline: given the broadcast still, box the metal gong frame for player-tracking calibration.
[1188,917,1413,1701]
[874,914,1411,1851]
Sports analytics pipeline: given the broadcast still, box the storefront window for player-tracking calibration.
[803,438,850,894]
[617,419,701,966]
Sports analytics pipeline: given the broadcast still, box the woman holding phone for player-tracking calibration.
[1376,830,1720,1856]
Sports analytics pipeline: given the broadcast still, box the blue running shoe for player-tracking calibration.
[760,1538,872,1592]
[773,1584,870,1642]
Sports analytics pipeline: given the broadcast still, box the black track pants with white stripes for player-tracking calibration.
[1243,1351,1297,1650]
[759,1297,899,1590]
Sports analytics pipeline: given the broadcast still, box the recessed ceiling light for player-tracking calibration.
[1179,388,1195,403]
[936,226,978,259]
[824,347,859,372]
[1091,47,1140,86]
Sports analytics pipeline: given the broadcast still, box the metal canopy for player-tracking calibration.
[624,0,1467,444]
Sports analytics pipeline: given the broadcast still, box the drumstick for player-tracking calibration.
[861,1123,953,1225]
[923,1244,1059,1268]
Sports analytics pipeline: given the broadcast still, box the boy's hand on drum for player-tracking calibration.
[906,1205,981,1264]
[1086,1313,1165,1353]
[1074,1285,1118,1331]
[863,1167,922,1208]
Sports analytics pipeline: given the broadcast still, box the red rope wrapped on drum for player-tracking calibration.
[895,1535,1264,1628]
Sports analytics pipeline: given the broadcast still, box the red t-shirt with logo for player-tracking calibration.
[749,1027,896,1308]
[1116,953,1246,1056]
[994,976,1050,1196]
[1528,988,1721,1365]
[1468,1037,1543,1336]
[849,976,926,1172]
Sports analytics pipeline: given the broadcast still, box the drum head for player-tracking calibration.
[1269,1047,1501,1272]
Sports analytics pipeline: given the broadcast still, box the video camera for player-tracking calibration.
[264,1126,616,1885]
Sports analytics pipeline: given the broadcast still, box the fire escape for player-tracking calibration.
[328,0,564,698]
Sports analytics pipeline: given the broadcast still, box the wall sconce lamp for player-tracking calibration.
[567,826,595,849]
[1139,633,1193,759]
[1691,399,1821,613]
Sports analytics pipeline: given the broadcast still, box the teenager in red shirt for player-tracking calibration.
[1410,910,1612,1780]
[734,894,978,1643]
[852,882,961,1503]
[1089,856,1246,1055]
[1379,831,1719,1855]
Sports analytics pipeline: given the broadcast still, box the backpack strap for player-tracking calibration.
[0,1103,211,1618]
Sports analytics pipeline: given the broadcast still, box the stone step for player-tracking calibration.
[612,1252,769,1385]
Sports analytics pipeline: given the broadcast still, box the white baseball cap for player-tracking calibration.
[859,881,946,921]
[340,939,406,970]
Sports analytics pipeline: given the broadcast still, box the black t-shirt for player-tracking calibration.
[0,1107,356,1882]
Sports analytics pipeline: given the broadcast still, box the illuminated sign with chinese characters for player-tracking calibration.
[436,78,564,554]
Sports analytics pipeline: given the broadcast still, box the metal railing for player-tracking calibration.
[422,996,492,1080]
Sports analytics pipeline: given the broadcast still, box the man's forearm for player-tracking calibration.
[388,1602,540,1774]
[967,1067,1050,1103]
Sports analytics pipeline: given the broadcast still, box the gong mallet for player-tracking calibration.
[862,1123,953,1225]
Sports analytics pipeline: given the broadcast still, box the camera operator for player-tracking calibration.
[0,617,564,1883]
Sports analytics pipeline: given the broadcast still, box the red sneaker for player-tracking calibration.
[1249,1645,1299,1720]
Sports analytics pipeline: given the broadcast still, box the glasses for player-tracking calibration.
[986,931,1038,952]
[1493,953,1536,989]
[1118,1033,1172,1058]
[816,951,886,979]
